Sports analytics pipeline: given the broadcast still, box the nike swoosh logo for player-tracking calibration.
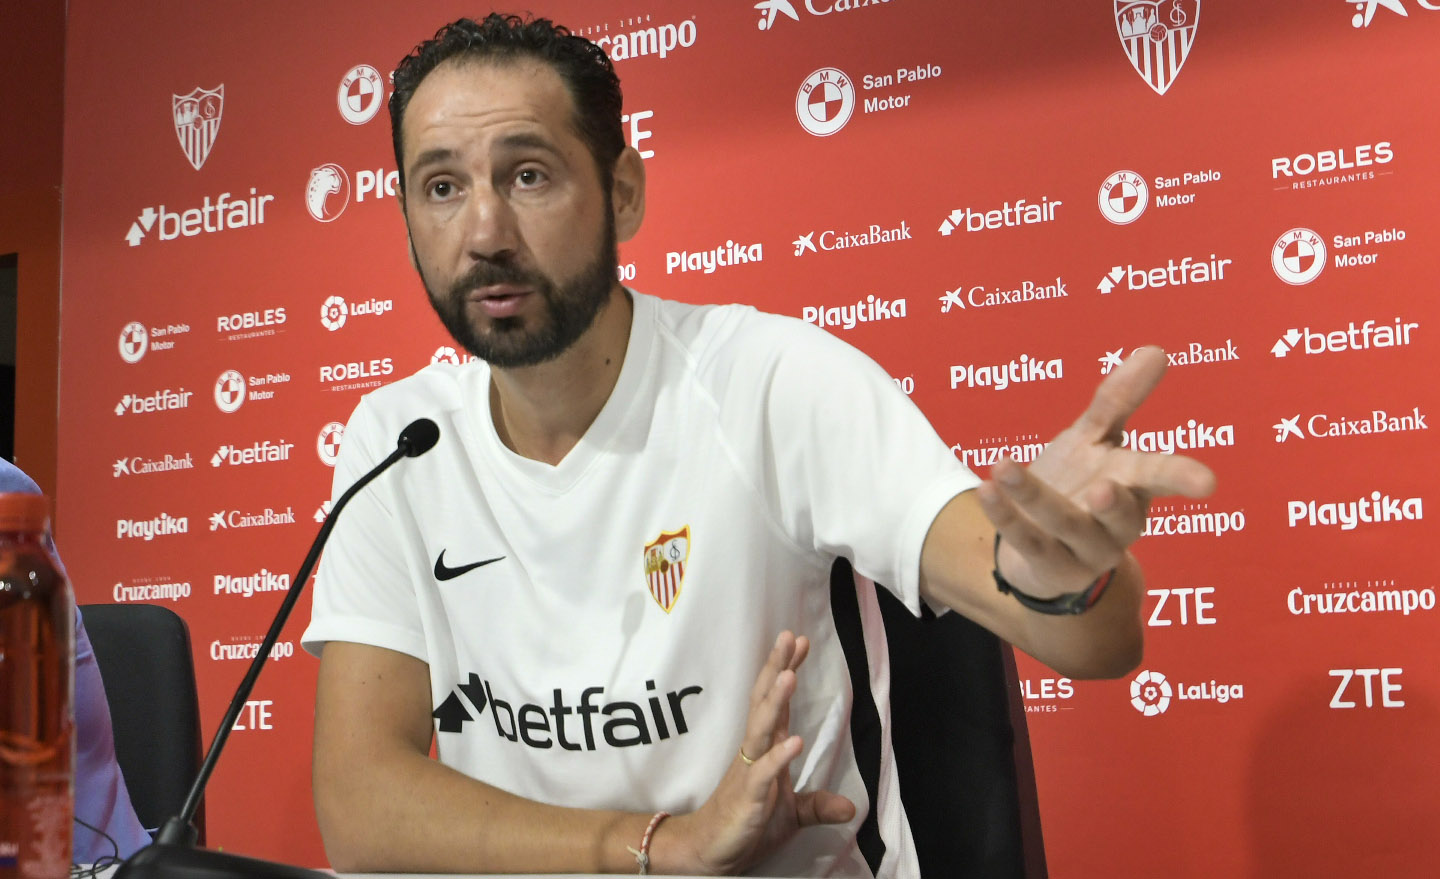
[433,550,506,581]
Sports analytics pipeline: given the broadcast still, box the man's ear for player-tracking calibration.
[610,146,646,243]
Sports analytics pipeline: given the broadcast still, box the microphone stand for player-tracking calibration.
[115,419,439,879]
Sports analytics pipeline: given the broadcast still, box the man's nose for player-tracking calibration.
[463,186,521,261]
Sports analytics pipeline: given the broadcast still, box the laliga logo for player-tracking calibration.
[318,421,345,467]
[1130,669,1172,716]
[796,68,855,136]
[1098,171,1148,225]
[307,164,350,222]
[214,370,246,414]
[321,296,348,331]
[1272,228,1327,285]
[119,322,148,363]
[431,346,478,366]
[338,64,384,125]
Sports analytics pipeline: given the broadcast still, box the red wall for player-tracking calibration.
[0,0,65,501]
[53,2,1440,875]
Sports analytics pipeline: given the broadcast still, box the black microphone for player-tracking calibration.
[115,418,440,879]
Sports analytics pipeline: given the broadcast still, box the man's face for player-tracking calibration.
[400,59,618,368]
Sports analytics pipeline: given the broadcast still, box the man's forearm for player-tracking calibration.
[1009,551,1144,680]
[315,744,696,874]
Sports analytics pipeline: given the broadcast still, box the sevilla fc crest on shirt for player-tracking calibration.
[173,85,224,170]
[644,527,690,614]
[1115,1,1200,95]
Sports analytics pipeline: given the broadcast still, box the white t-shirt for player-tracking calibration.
[302,291,978,877]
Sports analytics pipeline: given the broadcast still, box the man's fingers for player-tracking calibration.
[742,734,803,800]
[787,635,810,673]
[986,457,1117,572]
[748,632,795,708]
[1083,478,1148,548]
[795,790,857,828]
[1075,346,1168,442]
[1111,448,1217,500]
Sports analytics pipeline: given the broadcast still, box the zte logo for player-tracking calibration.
[1146,587,1216,626]
[432,674,703,751]
[231,699,275,730]
[1329,668,1404,708]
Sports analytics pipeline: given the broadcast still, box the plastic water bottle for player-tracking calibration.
[0,493,73,878]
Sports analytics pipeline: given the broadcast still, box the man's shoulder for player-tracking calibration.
[644,292,840,372]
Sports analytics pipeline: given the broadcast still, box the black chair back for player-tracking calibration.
[831,558,1046,878]
[80,603,205,843]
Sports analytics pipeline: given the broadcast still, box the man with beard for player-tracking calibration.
[301,14,1214,878]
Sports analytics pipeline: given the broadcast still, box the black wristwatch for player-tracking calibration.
[992,535,1116,615]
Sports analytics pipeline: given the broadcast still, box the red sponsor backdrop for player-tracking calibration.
[56,2,1440,875]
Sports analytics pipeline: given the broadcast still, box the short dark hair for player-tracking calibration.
[389,14,624,193]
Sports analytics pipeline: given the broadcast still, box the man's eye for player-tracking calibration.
[429,181,454,199]
[516,169,544,188]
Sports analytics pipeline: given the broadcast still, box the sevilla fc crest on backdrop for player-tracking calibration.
[643,527,690,614]
[1115,1,1200,95]
[173,85,224,170]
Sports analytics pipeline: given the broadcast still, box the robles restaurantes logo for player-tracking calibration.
[216,306,286,341]
[1272,141,1393,191]
[173,85,223,170]
[321,357,395,393]
[1020,676,1075,714]
[338,64,385,125]
[802,295,907,331]
[1271,317,1417,358]
[1287,491,1423,531]
[950,355,1063,392]
[1273,407,1427,443]
[1115,1,1201,95]
[320,295,394,331]
[938,196,1061,237]
[317,422,345,467]
[1130,667,1242,716]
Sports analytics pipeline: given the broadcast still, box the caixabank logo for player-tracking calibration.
[792,217,912,257]
[1130,668,1242,717]
[208,506,298,533]
[1273,405,1427,443]
[1098,339,1237,375]
[113,451,194,478]
[1349,0,1440,28]
[755,0,900,32]
[939,278,1068,314]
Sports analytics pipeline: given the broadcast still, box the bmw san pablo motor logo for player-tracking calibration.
[119,322,149,364]
[1272,228,1326,285]
[214,369,246,414]
[317,422,345,467]
[338,64,385,125]
[1130,669,1173,716]
[796,68,855,136]
[1099,170,1149,224]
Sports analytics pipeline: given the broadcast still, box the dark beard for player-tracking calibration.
[423,215,618,369]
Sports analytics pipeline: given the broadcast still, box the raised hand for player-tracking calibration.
[665,631,855,875]
[975,346,1216,599]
